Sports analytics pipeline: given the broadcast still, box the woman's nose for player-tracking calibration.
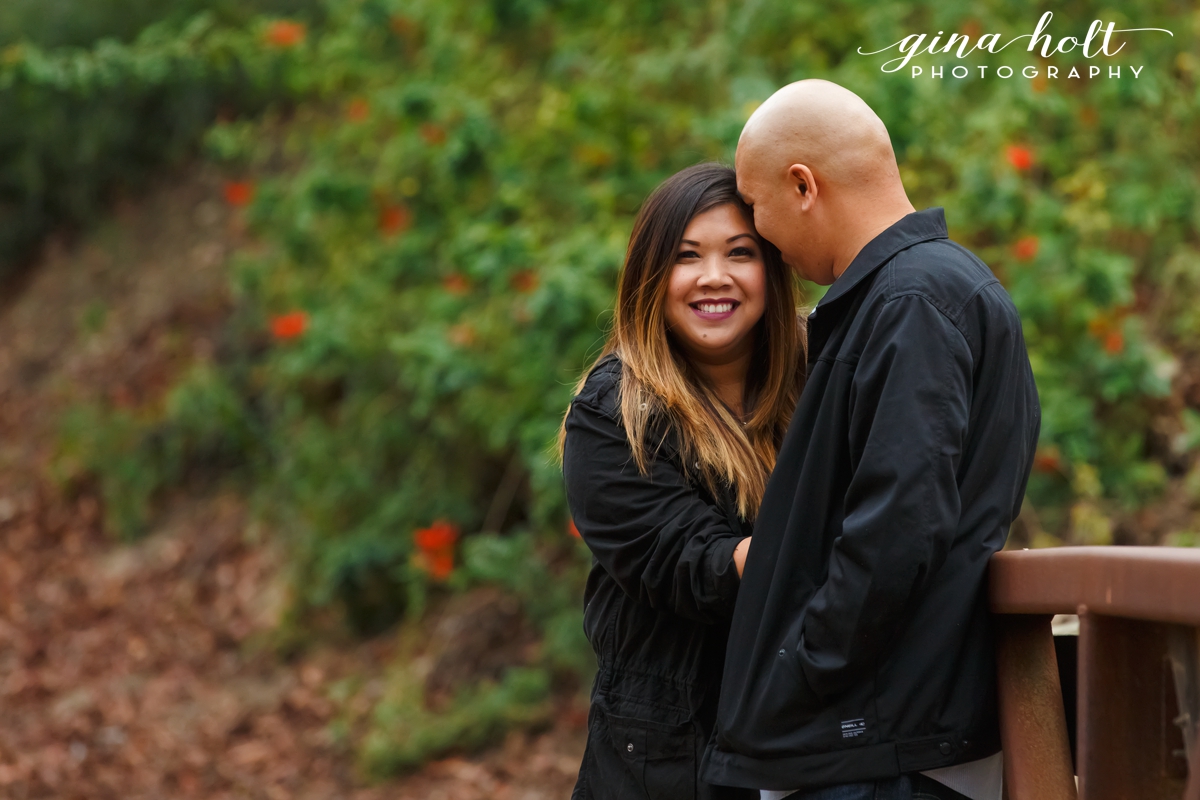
[696,256,732,287]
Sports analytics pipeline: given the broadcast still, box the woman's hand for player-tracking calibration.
[733,537,751,578]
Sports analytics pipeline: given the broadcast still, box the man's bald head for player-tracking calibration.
[738,80,899,194]
[734,80,914,285]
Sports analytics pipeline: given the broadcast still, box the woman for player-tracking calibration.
[560,162,805,800]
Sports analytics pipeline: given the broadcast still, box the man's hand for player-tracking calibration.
[733,537,751,578]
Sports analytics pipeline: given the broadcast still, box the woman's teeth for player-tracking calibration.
[697,303,733,313]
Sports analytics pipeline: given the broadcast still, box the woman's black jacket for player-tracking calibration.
[562,353,756,800]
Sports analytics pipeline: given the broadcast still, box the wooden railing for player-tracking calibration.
[990,547,1200,800]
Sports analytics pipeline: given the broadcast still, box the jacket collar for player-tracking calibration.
[813,207,948,312]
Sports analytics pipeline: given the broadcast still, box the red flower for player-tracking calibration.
[390,15,417,38]
[223,181,255,207]
[414,521,459,580]
[1006,145,1034,171]
[1032,447,1062,473]
[414,521,458,551]
[447,323,476,347]
[265,20,306,48]
[510,269,539,293]
[347,98,370,122]
[420,123,447,145]
[568,519,581,539]
[426,552,454,580]
[442,273,470,295]
[1104,329,1125,354]
[270,311,308,340]
[378,204,412,236]
[1013,236,1039,261]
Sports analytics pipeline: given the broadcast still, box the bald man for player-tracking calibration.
[700,81,1041,800]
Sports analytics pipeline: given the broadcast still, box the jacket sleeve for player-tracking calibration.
[795,294,973,700]
[562,395,744,624]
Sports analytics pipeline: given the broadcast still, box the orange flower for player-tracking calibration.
[110,385,134,409]
[347,98,371,122]
[442,273,470,295]
[1031,74,1048,93]
[390,15,417,38]
[420,123,447,145]
[511,302,533,325]
[1032,447,1062,473]
[270,311,308,340]
[1005,145,1034,171]
[568,519,581,539]
[426,551,454,580]
[960,20,982,39]
[223,181,255,207]
[378,204,412,236]
[510,269,538,293]
[1104,329,1125,354]
[1013,236,1039,261]
[447,323,477,347]
[265,20,306,48]
[414,520,458,552]
[414,520,459,580]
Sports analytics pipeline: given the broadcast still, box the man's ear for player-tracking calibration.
[788,164,817,210]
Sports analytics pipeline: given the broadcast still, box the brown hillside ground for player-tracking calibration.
[0,168,586,799]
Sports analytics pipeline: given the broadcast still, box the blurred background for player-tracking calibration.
[0,0,1197,797]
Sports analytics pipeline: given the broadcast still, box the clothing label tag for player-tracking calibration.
[840,718,866,739]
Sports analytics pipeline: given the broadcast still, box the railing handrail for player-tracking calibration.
[990,546,1200,625]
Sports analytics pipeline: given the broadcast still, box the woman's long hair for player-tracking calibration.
[560,162,805,519]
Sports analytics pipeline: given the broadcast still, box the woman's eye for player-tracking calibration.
[730,246,754,257]
[677,250,700,260]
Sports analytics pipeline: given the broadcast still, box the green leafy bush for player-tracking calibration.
[356,533,588,774]
[0,12,318,279]
[0,0,321,49]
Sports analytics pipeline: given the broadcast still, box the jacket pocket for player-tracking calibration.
[602,709,697,800]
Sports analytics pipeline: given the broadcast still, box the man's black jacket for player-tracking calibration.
[563,353,755,800]
[701,208,1041,790]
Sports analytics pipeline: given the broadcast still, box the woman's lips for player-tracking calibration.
[689,299,740,321]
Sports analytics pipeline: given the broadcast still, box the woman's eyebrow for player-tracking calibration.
[726,233,756,243]
[680,239,701,246]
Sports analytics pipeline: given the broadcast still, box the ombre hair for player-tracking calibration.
[560,162,805,519]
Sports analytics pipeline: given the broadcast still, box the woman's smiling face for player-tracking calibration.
[664,203,767,366]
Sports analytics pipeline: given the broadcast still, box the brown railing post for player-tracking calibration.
[995,613,1077,800]
[1076,612,1181,799]
[1186,739,1200,800]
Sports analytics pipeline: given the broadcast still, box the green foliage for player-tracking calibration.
[55,362,260,539]
[344,534,589,775]
[0,14,311,279]
[461,532,593,678]
[0,0,321,49]
[360,664,552,776]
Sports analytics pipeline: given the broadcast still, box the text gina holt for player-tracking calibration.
[857,11,1172,74]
